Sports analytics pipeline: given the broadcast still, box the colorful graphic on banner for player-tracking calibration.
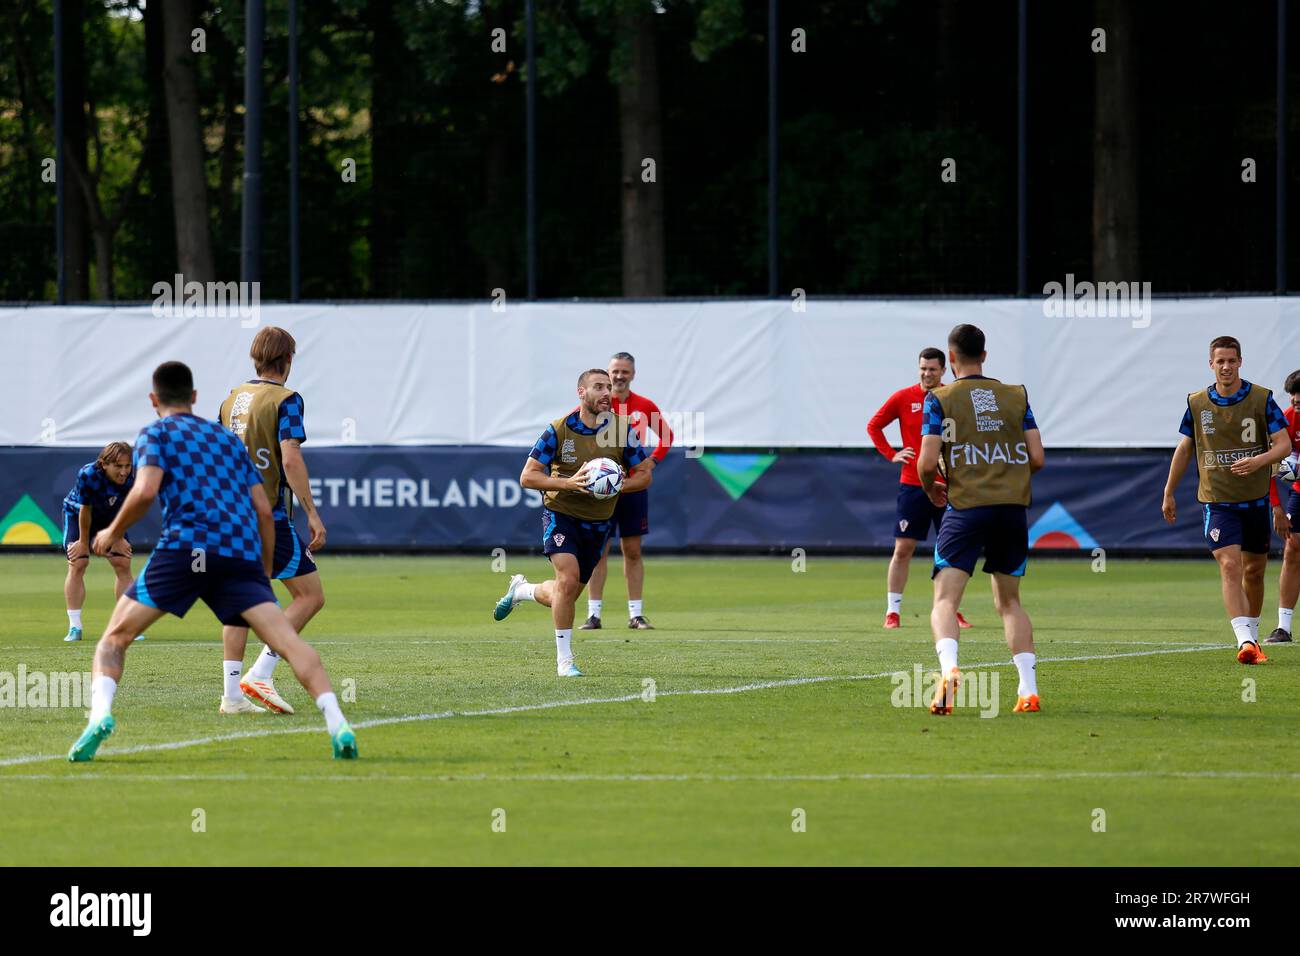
[697,453,777,501]
[0,494,62,544]
[1028,501,1099,549]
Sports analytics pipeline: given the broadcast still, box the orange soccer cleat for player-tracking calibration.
[1013,694,1041,713]
[930,668,960,715]
[884,612,901,629]
[1236,642,1268,665]
[956,612,973,630]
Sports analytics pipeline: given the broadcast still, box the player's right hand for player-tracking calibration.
[565,463,595,494]
[307,511,327,551]
[926,484,947,508]
[1161,493,1176,524]
[89,531,114,557]
[1273,506,1291,539]
[66,539,89,563]
[892,447,916,464]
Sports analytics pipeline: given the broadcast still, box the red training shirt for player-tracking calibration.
[1268,404,1300,507]
[867,383,931,487]
[612,390,674,463]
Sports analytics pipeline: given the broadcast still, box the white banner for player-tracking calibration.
[2,298,1297,448]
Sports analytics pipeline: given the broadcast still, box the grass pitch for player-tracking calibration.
[0,553,1296,866]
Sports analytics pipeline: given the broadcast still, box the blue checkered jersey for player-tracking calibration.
[922,376,1038,436]
[133,413,265,561]
[62,461,133,520]
[1178,382,1288,438]
[529,411,650,469]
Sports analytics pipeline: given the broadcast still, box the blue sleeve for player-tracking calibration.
[529,425,558,467]
[134,427,163,470]
[278,393,307,443]
[74,465,93,502]
[1179,407,1194,439]
[1266,396,1288,435]
[921,393,945,437]
[1023,404,1038,432]
[624,430,649,469]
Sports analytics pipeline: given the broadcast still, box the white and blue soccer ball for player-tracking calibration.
[1278,455,1300,483]
[586,457,624,499]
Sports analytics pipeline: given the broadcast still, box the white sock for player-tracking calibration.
[1280,607,1294,633]
[588,598,602,618]
[629,599,643,619]
[89,675,117,723]
[1231,616,1254,648]
[935,637,959,676]
[315,691,345,735]
[1012,652,1038,697]
[887,592,903,615]
[249,646,280,681]
[223,660,243,700]
[556,628,573,665]
[516,581,537,602]
[1248,617,1260,643]
[67,609,82,629]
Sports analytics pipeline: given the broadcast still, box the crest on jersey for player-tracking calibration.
[108,496,117,506]
[970,388,999,415]
[561,439,576,463]
[911,402,923,413]
[898,519,909,532]
[231,391,254,418]
[1209,527,1220,542]
[553,533,566,546]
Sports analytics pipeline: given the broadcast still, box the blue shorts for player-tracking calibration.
[1203,503,1270,554]
[610,489,650,539]
[1287,490,1300,536]
[127,549,277,626]
[542,507,613,585]
[932,504,1028,578]
[895,484,944,541]
[271,511,317,580]
[62,510,128,558]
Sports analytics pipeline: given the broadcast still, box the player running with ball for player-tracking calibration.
[492,368,654,676]
[67,361,356,762]
[867,346,971,631]
[1162,336,1291,664]
[916,325,1045,715]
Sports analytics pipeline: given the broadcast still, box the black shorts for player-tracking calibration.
[610,489,650,539]
[1203,504,1271,554]
[894,483,944,541]
[62,511,128,558]
[932,504,1029,578]
[542,507,613,584]
[270,512,317,580]
[127,549,277,627]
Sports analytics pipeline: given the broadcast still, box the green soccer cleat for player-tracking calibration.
[493,573,527,621]
[68,714,115,762]
[332,721,359,759]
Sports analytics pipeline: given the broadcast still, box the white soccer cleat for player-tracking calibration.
[239,676,295,714]
[494,573,528,621]
[557,661,583,677]
[219,695,267,715]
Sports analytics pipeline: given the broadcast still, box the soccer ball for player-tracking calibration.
[1278,455,1299,483]
[585,457,624,499]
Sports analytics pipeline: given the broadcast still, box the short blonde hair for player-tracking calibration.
[251,327,297,377]
[97,441,132,469]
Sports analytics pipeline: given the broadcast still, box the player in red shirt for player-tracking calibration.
[867,347,971,631]
[1265,369,1300,643]
[582,351,674,630]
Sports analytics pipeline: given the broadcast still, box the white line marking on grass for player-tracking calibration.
[0,642,1232,769]
[0,638,1253,650]
[2,770,1296,784]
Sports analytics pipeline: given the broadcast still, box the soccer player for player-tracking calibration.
[492,368,654,676]
[582,351,673,630]
[1265,369,1300,644]
[1162,336,1292,664]
[60,441,136,642]
[215,327,327,715]
[67,361,356,762]
[916,324,1045,715]
[867,347,972,631]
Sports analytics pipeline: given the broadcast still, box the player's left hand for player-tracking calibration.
[1273,506,1291,539]
[307,511,327,551]
[1230,455,1263,476]
[925,484,947,508]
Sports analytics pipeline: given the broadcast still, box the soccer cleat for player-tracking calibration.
[883,612,901,629]
[68,714,115,762]
[63,626,83,643]
[133,634,146,641]
[493,573,527,621]
[219,695,266,715]
[557,661,583,677]
[579,615,602,630]
[628,615,654,630]
[1236,642,1269,665]
[240,676,295,714]
[332,721,359,759]
[1264,627,1293,644]
[1013,694,1041,713]
[929,668,961,715]
[956,612,973,630]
